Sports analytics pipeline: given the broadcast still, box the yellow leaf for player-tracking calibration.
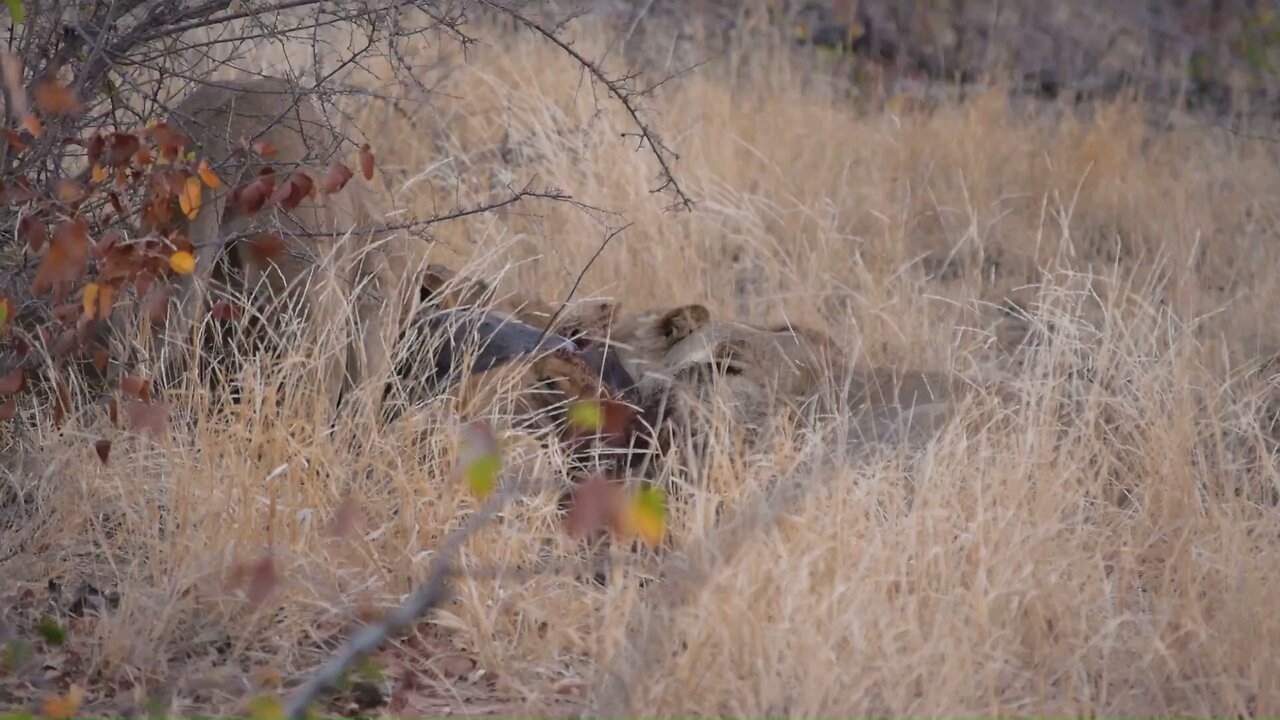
[457,421,502,500]
[620,485,666,549]
[197,158,221,188]
[41,685,84,719]
[566,399,603,433]
[247,695,283,720]
[169,250,196,276]
[178,175,202,220]
[82,281,100,319]
[90,163,108,183]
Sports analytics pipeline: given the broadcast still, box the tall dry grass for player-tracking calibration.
[4,13,1280,717]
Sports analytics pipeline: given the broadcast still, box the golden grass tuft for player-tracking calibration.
[4,15,1280,717]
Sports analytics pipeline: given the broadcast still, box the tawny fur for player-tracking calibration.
[120,76,420,418]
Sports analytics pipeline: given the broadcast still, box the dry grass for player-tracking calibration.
[4,13,1280,718]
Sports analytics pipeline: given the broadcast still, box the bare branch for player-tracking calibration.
[282,490,509,720]
[477,0,695,213]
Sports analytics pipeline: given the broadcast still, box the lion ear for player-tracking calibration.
[659,304,711,345]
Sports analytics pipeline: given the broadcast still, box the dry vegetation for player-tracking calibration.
[5,7,1280,718]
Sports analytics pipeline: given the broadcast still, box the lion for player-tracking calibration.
[116,75,420,419]
[563,300,1006,451]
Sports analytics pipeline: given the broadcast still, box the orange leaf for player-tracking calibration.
[251,139,277,158]
[33,80,83,116]
[179,175,202,219]
[96,283,115,321]
[41,685,85,720]
[91,346,110,373]
[169,250,196,276]
[359,143,375,180]
[90,162,108,183]
[82,281,100,319]
[21,114,42,138]
[197,158,221,188]
[0,368,24,395]
[55,179,82,205]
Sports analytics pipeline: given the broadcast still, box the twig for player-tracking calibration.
[478,0,695,212]
[533,222,632,348]
[283,491,508,720]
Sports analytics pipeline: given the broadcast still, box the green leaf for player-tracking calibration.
[1,639,30,673]
[247,695,283,720]
[4,0,24,25]
[35,616,66,645]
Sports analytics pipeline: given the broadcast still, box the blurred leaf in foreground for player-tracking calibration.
[457,421,502,500]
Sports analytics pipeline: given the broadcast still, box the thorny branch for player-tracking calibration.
[0,1,697,714]
[478,0,695,213]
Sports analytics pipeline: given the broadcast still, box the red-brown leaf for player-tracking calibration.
[563,475,627,542]
[251,139,277,159]
[244,555,277,607]
[242,233,287,268]
[33,80,83,116]
[91,346,110,374]
[124,399,169,438]
[120,375,152,403]
[210,299,241,321]
[322,163,353,194]
[148,122,188,161]
[358,143,375,180]
[327,496,362,539]
[20,214,47,253]
[270,171,313,213]
[235,169,276,216]
[93,439,111,465]
[104,133,141,166]
[87,134,105,166]
[31,217,89,297]
[145,285,169,326]
[52,374,71,428]
[0,368,25,395]
[4,129,27,151]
